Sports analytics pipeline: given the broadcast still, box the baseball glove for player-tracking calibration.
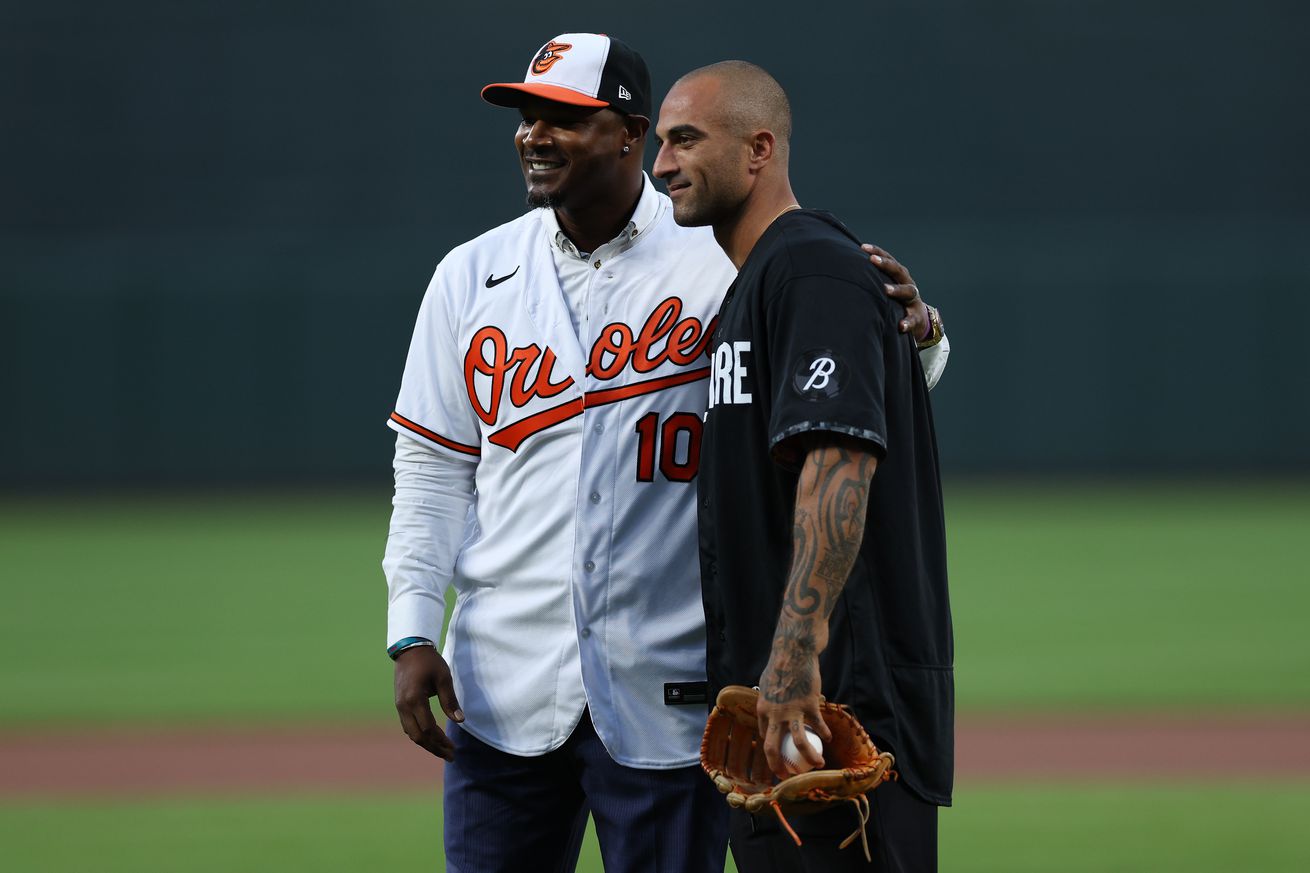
[700,684,895,859]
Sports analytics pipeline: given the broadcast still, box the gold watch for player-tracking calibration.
[916,305,944,350]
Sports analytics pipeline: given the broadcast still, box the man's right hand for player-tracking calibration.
[393,646,464,761]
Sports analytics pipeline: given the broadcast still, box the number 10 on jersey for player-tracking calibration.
[634,412,703,482]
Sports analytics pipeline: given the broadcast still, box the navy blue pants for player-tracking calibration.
[443,712,729,873]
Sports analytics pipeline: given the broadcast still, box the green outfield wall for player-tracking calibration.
[3,1,1306,485]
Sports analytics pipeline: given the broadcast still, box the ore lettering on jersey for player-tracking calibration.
[709,340,754,409]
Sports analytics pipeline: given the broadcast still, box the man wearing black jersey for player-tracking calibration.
[654,62,953,871]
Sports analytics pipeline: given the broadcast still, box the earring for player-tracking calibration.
[622,145,631,154]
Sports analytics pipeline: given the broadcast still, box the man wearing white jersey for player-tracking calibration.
[382,33,949,873]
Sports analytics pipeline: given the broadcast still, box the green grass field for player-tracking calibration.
[2,482,1308,725]
[2,482,1308,872]
[946,481,1310,710]
[5,784,1309,873]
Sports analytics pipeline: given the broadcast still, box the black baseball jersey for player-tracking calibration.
[697,210,954,806]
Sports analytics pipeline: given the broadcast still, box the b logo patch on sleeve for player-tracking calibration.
[792,349,843,400]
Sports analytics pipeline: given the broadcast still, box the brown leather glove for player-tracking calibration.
[700,685,895,859]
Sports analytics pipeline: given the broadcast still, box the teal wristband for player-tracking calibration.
[387,636,434,660]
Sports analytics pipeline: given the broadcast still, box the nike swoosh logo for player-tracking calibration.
[485,266,520,288]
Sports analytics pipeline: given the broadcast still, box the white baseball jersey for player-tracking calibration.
[386,175,951,768]
[389,176,736,767]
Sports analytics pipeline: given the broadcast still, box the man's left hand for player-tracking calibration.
[757,650,832,779]
[862,243,929,339]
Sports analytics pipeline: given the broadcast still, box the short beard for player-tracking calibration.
[670,200,710,227]
[526,191,560,210]
[672,195,738,229]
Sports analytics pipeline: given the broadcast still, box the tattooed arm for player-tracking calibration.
[757,435,879,778]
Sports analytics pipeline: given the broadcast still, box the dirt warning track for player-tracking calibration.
[3,714,1308,798]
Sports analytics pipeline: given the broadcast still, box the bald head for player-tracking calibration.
[674,61,792,156]
[654,60,798,237]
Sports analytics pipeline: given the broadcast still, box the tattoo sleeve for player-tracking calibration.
[760,438,878,704]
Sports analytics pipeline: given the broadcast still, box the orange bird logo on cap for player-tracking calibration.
[531,41,572,75]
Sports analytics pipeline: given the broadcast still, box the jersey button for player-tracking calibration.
[584,560,595,572]
[593,423,604,434]
[589,492,601,504]
[580,627,592,638]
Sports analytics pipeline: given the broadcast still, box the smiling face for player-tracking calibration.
[515,97,632,211]
[652,77,755,227]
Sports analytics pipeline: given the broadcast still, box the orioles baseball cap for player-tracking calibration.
[481,33,652,118]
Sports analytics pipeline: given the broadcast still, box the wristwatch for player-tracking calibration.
[916,305,945,350]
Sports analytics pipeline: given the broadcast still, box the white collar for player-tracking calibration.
[539,172,661,259]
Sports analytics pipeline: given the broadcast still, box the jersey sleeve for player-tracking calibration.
[383,433,477,648]
[765,274,891,462]
[387,264,482,459]
[919,333,950,391]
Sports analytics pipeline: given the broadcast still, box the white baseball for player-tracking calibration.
[780,726,825,773]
